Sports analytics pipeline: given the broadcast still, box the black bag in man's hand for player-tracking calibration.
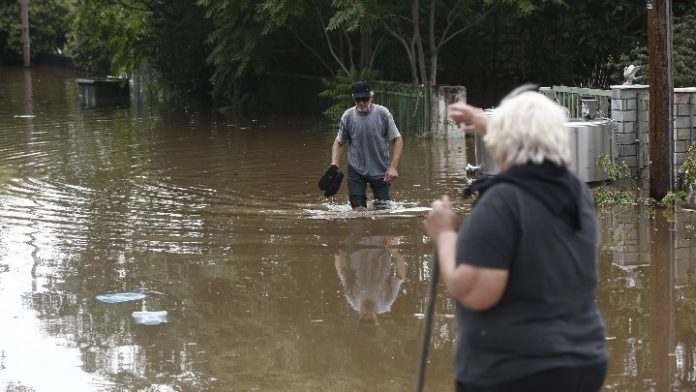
[319,165,344,197]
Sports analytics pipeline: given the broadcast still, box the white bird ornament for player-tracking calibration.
[623,64,641,85]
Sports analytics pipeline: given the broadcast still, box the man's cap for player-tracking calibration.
[351,81,373,99]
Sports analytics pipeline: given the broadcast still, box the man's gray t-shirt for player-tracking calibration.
[336,104,401,178]
[454,181,608,385]
[338,235,403,314]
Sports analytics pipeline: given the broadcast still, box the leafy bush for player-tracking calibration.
[0,0,73,64]
[611,8,696,87]
[592,154,638,213]
[66,0,147,76]
[320,68,380,124]
[682,140,696,189]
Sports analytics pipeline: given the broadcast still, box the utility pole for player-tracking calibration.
[20,0,30,67]
[647,0,673,199]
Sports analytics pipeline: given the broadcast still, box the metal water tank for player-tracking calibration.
[472,117,613,183]
[566,118,613,182]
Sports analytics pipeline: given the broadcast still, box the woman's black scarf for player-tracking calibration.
[463,161,583,231]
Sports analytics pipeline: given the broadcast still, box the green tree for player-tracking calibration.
[328,0,501,85]
[0,0,73,65]
[199,0,385,107]
[197,0,275,106]
[142,0,213,99]
[613,3,696,88]
[485,0,565,15]
[67,0,148,76]
[486,0,645,87]
[68,0,212,101]
[672,11,696,87]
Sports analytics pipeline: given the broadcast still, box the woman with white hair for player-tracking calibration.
[424,88,608,392]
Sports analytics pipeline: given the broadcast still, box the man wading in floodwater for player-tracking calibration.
[328,81,403,211]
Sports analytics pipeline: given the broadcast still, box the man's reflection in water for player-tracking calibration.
[334,220,406,328]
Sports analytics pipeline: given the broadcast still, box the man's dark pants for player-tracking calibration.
[347,165,390,209]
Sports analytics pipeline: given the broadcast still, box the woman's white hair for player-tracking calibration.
[485,90,571,169]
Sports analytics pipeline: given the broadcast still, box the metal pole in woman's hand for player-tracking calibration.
[415,250,439,392]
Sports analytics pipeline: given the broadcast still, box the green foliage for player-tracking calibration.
[609,47,647,86]
[592,154,637,213]
[611,6,696,87]
[198,0,280,104]
[68,0,212,102]
[319,68,380,123]
[592,187,637,214]
[659,191,687,209]
[0,0,74,64]
[256,0,307,34]
[143,1,213,99]
[597,154,630,181]
[672,11,696,87]
[682,143,696,190]
[484,0,567,16]
[594,146,693,212]
[67,0,148,76]
[53,0,696,114]
[327,0,376,32]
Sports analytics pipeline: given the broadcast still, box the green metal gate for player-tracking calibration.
[551,86,612,118]
[372,81,431,137]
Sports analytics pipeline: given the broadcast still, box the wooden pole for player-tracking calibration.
[20,0,30,67]
[647,0,673,199]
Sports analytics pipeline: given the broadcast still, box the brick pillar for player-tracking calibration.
[611,84,649,177]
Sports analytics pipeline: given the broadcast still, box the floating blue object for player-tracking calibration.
[96,292,146,303]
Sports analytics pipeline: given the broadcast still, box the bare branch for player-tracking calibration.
[311,0,351,75]
[383,22,419,83]
[438,3,499,49]
[287,27,336,76]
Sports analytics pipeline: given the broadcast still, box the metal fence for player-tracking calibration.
[550,86,612,118]
[261,73,462,137]
[373,81,431,137]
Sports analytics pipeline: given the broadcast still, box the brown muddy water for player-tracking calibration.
[0,67,695,392]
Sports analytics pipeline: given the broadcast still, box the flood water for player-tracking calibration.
[0,67,695,392]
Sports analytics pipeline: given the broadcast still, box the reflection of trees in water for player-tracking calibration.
[0,67,462,390]
[25,234,454,391]
[15,167,457,390]
[596,210,696,390]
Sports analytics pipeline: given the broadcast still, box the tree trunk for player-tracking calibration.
[21,0,30,67]
[428,0,437,85]
[412,0,428,84]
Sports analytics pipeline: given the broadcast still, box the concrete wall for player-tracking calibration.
[432,85,467,138]
[673,88,696,184]
[610,85,696,187]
